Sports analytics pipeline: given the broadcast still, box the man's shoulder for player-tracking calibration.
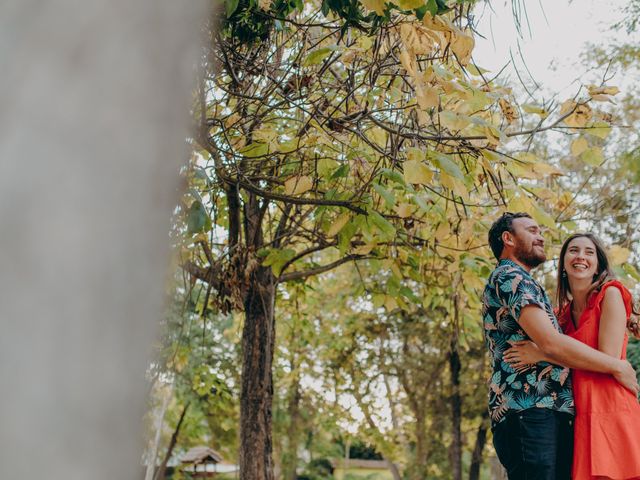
[486,262,542,300]
[489,261,531,284]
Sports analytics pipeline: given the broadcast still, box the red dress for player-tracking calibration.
[560,280,640,479]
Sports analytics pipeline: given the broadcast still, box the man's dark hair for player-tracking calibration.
[488,212,532,260]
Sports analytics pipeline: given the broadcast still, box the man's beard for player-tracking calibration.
[514,240,546,268]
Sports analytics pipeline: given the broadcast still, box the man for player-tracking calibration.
[483,212,639,480]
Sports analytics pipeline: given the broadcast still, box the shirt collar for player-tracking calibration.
[498,258,530,274]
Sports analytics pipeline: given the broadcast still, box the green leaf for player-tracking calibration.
[262,248,296,276]
[318,158,338,178]
[400,286,420,303]
[372,183,396,208]
[465,63,489,76]
[431,153,464,179]
[186,201,212,234]
[331,163,350,179]
[623,263,640,282]
[586,121,612,140]
[580,147,604,166]
[226,0,239,18]
[380,168,406,186]
[302,47,337,67]
[394,0,424,10]
[239,142,269,158]
[368,211,396,239]
[425,0,438,15]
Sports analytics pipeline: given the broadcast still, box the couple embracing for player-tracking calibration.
[483,212,640,479]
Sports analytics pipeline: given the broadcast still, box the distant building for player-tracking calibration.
[179,446,238,478]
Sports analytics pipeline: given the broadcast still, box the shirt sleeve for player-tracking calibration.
[495,269,548,325]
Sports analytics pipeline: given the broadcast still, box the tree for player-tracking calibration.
[178,1,619,478]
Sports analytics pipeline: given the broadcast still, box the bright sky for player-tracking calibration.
[473,0,633,100]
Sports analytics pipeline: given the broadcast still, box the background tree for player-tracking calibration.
[154,1,629,479]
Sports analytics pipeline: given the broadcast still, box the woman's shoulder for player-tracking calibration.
[595,280,632,315]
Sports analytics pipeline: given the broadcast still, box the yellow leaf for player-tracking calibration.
[224,113,241,129]
[416,84,439,109]
[609,245,631,266]
[521,103,549,118]
[327,212,351,237]
[533,162,564,177]
[561,101,592,128]
[353,243,375,255]
[441,173,468,198]
[435,221,452,240]
[356,36,374,50]
[395,202,416,218]
[458,219,474,246]
[361,0,386,15]
[571,137,589,157]
[367,127,387,147]
[399,23,436,56]
[449,30,475,66]
[588,85,620,96]
[285,175,313,195]
[499,98,519,124]
[399,48,417,76]
[404,159,433,185]
[341,49,358,65]
[384,295,398,312]
[438,111,471,131]
[589,94,614,103]
[407,147,423,162]
[483,126,501,147]
[505,161,540,180]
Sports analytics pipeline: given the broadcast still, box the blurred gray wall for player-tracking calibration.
[0,1,208,478]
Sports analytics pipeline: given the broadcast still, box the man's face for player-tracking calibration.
[507,217,546,268]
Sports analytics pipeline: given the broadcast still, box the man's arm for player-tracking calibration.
[519,304,639,394]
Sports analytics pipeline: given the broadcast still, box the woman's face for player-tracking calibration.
[563,236,598,282]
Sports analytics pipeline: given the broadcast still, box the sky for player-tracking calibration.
[472,0,633,100]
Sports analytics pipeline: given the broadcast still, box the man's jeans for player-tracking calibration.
[492,408,573,480]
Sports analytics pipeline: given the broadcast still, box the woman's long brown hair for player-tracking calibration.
[556,233,639,334]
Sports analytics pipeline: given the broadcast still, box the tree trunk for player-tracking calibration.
[413,408,428,480]
[449,335,462,480]
[283,375,302,480]
[239,266,276,480]
[469,411,489,480]
[145,387,172,480]
[155,401,190,480]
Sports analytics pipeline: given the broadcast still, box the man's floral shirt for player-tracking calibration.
[482,259,574,425]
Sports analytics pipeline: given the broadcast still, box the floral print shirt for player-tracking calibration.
[482,259,574,425]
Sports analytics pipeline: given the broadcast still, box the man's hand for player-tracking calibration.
[519,304,640,393]
[613,360,640,395]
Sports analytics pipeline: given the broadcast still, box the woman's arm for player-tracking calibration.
[599,287,627,358]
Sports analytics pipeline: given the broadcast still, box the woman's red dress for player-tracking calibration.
[560,280,640,479]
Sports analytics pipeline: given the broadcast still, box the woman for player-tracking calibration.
[504,233,640,479]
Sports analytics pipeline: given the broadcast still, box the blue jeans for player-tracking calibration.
[492,408,573,480]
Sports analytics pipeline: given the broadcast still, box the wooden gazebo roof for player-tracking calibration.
[180,446,223,465]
